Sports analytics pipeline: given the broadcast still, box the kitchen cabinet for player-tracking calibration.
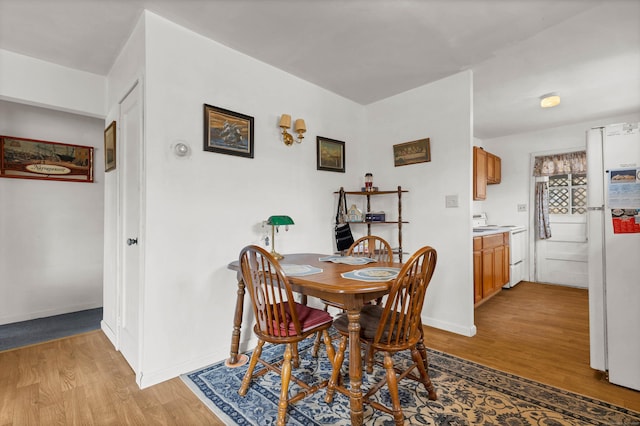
[338,186,408,262]
[473,147,487,200]
[487,153,501,184]
[474,232,510,306]
[473,146,501,200]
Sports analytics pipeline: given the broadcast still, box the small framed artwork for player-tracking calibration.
[393,138,431,167]
[317,136,345,173]
[104,121,116,172]
[1,135,94,182]
[203,104,254,158]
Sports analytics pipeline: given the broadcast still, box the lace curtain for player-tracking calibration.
[535,182,552,240]
[532,151,587,177]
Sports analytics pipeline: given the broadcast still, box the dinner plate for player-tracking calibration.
[341,267,400,282]
[318,255,377,265]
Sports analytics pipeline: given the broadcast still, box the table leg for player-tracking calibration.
[347,308,364,426]
[228,274,245,365]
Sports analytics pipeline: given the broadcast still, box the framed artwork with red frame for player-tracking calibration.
[0,135,94,182]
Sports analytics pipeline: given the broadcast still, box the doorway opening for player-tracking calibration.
[531,150,588,287]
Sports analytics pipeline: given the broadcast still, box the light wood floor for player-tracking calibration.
[423,281,640,412]
[1,281,638,424]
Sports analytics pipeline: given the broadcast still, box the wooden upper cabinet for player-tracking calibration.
[474,146,502,200]
[487,153,501,184]
[473,146,487,200]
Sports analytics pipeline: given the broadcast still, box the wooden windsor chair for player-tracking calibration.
[325,246,438,426]
[322,235,393,311]
[237,245,336,426]
[347,235,394,262]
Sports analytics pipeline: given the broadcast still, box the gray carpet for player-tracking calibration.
[0,308,103,351]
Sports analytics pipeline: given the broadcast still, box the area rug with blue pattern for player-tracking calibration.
[181,335,640,425]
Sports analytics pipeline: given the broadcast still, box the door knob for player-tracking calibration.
[127,238,138,246]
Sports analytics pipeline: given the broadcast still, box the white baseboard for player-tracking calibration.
[137,335,259,389]
[100,320,117,348]
[138,351,227,389]
[423,315,477,337]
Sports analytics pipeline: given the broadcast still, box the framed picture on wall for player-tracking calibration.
[393,138,431,167]
[0,135,94,182]
[104,121,116,172]
[203,104,254,158]
[316,136,345,173]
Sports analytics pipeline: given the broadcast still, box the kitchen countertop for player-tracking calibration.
[472,227,512,237]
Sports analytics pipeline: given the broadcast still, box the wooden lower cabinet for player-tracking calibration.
[473,248,483,303]
[474,232,510,306]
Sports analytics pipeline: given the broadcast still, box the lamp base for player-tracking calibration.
[271,250,284,260]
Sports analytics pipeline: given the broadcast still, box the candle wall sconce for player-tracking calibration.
[279,114,306,146]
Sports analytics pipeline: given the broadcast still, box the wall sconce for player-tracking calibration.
[266,215,294,259]
[279,114,306,146]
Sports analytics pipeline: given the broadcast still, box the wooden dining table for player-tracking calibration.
[227,252,402,426]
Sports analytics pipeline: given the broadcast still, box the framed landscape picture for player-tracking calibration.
[203,104,254,158]
[104,121,116,172]
[393,138,431,167]
[317,136,345,173]
[0,135,94,182]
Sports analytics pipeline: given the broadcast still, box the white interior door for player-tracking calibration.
[118,82,143,375]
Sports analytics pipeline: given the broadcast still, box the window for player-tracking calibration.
[548,173,587,215]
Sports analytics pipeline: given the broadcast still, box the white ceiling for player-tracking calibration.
[0,0,638,139]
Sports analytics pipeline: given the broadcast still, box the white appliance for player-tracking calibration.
[587,122,640,391]
[473,213,527,288]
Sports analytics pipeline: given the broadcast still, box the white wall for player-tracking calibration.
[114,12,476,387]
[364,71,475,336]
[0,49,105,118]
[133,12,366,386]
[0,100,105,324]
[101,10,147,346]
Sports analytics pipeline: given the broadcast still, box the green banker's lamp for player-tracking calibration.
[267,215,294,260]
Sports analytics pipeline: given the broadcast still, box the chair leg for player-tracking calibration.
[292,341,300,368]
[411,347,437,400]
[325,335,347,404]
[416,325,429,370]
[277,343,293,426]
[365,342,375,374]
[322,329,335,367]
[382,351,404,426]
[239,340,264,396]
[312,331,322,357]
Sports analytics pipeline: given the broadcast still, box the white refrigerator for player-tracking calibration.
[587,122,640,391]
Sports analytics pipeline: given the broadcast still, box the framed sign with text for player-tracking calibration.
[0,135,94,182]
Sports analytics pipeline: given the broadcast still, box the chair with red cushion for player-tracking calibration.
[325,246,438,426]
[238,245,335,426]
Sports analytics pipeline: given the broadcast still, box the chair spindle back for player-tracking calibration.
[373,246,437,350]
[239,245,301,338]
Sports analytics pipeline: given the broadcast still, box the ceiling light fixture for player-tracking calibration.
[540,93,561,108]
